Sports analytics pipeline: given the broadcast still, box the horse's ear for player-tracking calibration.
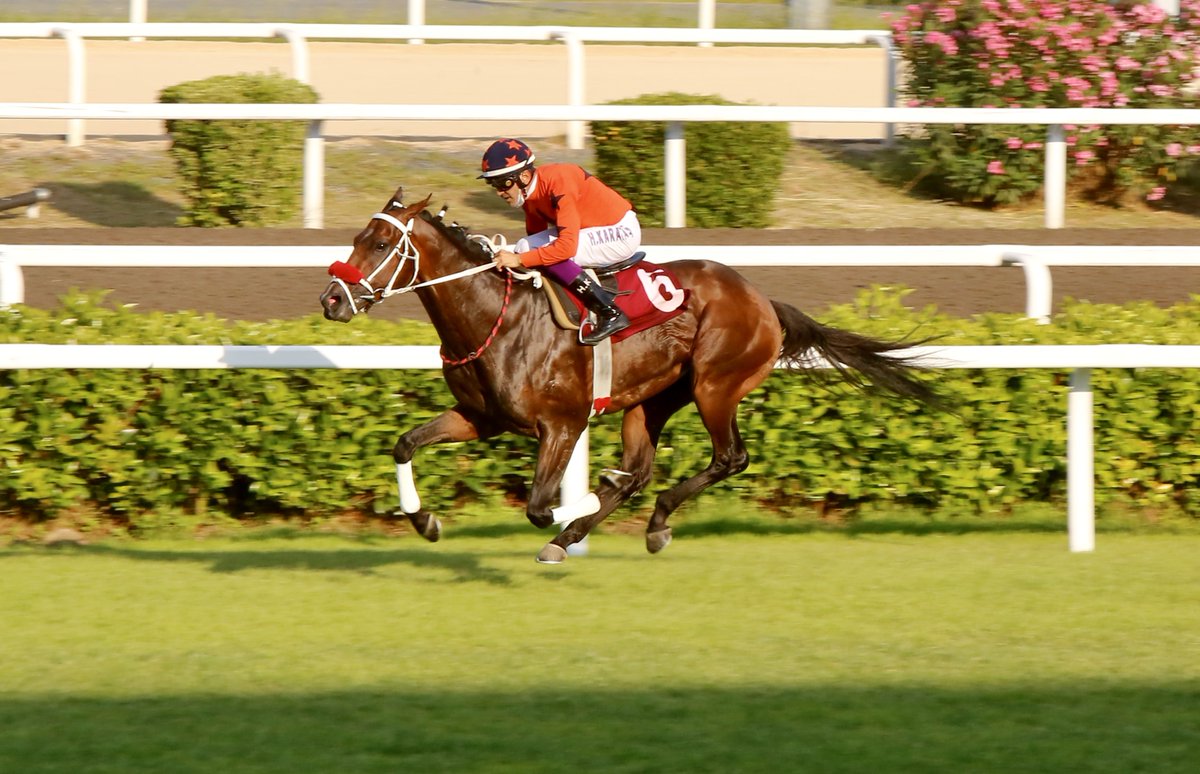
[385,186,404,210]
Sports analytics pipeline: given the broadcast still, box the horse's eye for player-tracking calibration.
[375,241,389,252]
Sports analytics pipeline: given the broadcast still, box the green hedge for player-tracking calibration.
[3,290,1200,530]
[591,92,791,227]
[160,72,319,227]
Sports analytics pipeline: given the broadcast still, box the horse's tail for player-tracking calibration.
[772,301,941,407]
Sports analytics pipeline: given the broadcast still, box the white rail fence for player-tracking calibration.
[6,243,1200,323]
[0,22,897,148]
[3,102,1197,229]
[123,0,759,35]
[2,341,1198,554]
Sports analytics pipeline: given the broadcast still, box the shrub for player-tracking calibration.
[4,291,1200,528]
[160,71,319,226]
[591,92,791,227]
[889,0,1200,206]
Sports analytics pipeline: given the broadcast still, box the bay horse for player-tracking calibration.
[319,187,938,564]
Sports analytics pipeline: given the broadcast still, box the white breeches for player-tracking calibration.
[514,210,642,268]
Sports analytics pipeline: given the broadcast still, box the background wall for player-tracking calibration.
[0,39,891,140]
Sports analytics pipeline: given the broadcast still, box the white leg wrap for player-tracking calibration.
[551,492,601,524]
[396,461,421,513]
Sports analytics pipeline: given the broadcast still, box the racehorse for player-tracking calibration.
[319,187,939,564]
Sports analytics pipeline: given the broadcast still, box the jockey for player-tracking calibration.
[480,138,638,345]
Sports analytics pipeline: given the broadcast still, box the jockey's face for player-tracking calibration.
[490,169,532,208]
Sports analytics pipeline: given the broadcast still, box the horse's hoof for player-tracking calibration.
[646,528,672,554]
[536,544,568,565]
[405,510,442,542]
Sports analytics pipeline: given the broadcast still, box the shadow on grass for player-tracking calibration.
[48,180,183,227]
[0,682,1195,773]
[674,515,1068,541]
[68,542,516,585]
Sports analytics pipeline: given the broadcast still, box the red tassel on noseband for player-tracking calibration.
[328,261,365,285]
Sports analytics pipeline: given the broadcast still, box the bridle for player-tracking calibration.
[326,205,494,317]
[325,203,515,365]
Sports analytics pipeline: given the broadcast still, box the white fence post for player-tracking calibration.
[129,0,147,42]
[868,34,897,146]
[698,0,715,47]
[556,31,587,151]
[276,27,311,84]
[665,121,686,228]
[1044,124,1066,229]
[52,27,86,147]
[0,256,25,308]
[303,120,325,229]
[1067,368,1096,552]
[407,0,425,45]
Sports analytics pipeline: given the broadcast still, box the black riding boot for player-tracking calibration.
[568,274,630,345]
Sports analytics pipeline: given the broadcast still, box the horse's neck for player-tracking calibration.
[412,241,535,355]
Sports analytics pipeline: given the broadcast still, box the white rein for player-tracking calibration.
[331,209,509,316]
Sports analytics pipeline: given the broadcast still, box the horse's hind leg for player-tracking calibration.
[645,374,766,552]
[392,405,493,542]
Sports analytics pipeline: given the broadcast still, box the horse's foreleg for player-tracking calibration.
[551,382,694,561]
[525,420,586,532]
[548,405,659,558]
[392,406,490,542]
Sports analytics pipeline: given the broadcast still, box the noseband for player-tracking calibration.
[327,209,421,316]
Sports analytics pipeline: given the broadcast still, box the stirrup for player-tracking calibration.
[581,309,630,345]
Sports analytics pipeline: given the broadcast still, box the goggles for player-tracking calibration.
[487,174,521,192]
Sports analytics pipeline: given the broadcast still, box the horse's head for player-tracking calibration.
[320,186,432,322]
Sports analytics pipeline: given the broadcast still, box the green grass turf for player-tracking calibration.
[2,521,1197,773]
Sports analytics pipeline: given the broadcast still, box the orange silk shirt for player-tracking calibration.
[519,164,633,267]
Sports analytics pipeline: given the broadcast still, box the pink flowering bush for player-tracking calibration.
[889,0,1200,206]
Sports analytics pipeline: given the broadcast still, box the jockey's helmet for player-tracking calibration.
[478,138,536,182]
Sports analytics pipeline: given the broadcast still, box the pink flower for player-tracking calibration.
[1115,56,1140,71]
[1006,137,1024,149]
[1146,186,1167,201]
[1166,143,1183,157]
[1075,150,1095,165]
[987,160,1006,175]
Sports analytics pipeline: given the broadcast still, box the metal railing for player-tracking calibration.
[4,102,1199,229]
[6,242,1200,322]
[0,22,897,148]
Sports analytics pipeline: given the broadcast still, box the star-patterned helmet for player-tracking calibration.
[478,138,536,179]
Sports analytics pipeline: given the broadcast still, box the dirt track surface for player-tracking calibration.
[5,226,1200,322]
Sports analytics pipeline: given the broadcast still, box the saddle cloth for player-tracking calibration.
[546,259,690,343]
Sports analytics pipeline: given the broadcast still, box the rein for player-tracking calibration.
[328,209,515,365]
[440,270,514,367]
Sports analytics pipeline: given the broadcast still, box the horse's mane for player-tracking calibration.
[416,208,492,264]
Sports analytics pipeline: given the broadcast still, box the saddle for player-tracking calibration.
[544,252,647,329]
[540,253,690,343]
